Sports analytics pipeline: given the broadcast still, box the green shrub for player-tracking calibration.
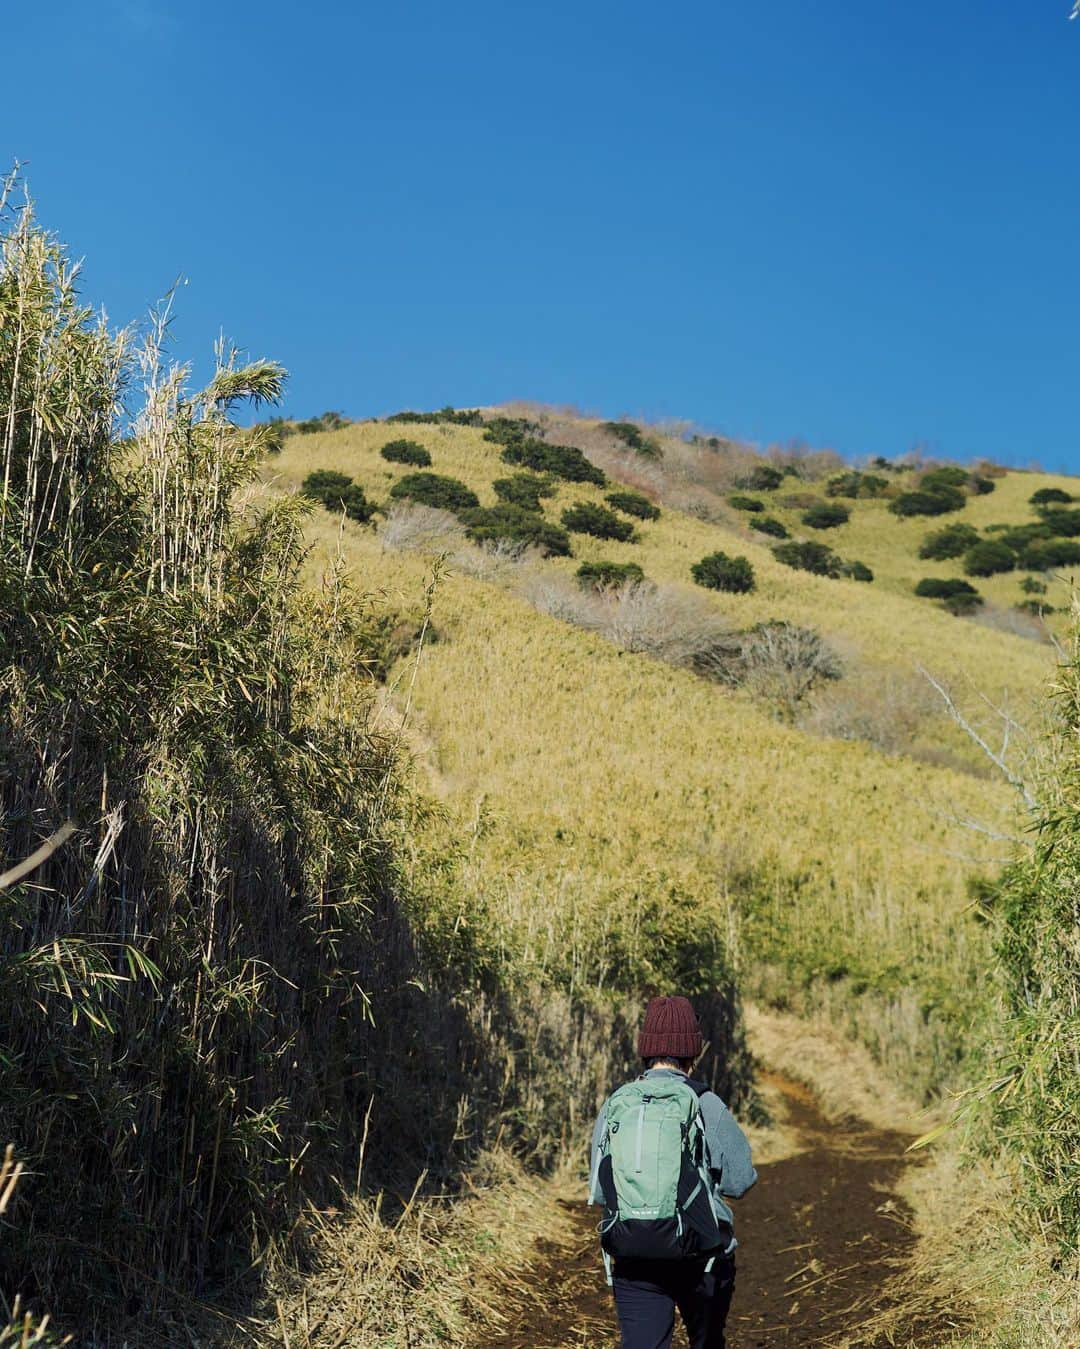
[996,523,1053,552]
[482,415,540,446]
[691,551,756,593]
[388,472,480,513]
[295,409,350,434]
[749,516,789,539]
[943,591,984,615]
[1031,487,1073,507]
[1015,599,1054,617]
[493,473,556,511]
[576,560,646,590]
[728,495,765,513]
[1020,539,1080,570]
[300,469,375,522]
[380,438,432,467]
[969,473,995,496]
[1020,576,1048,595]
[385,406,483,426]
[801,502,850,530]
[502,438,606,485]
[735,464,783,491]
[301,468,352,502]
[920,465,970,490]
[889,487,966,517]
[963,540,1017,576]
[825,471,888,498]
[842,559,874,582]
[772,540,842,576]
[561,501,636,541]
[461,504,571,556]
[605,489,660,521]
[919,523,980,560]
[1035,508,1080,538]
[601,421,662,458]
[914,577,980,599]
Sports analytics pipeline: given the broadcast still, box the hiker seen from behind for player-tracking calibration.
[589,996,756,1349]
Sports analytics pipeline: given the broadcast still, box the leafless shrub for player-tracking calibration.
[450,537,539,580]
[519,574,727,664]
[695,621,843,719]
[800,670,942,754]
[378,502,465,553]
[603,580,729,661]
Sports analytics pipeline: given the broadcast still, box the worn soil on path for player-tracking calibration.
[478,1073,964,1348]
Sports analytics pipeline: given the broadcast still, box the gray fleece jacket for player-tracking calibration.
[588,1068,757,1252]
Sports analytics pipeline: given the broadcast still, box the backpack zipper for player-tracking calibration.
[635,1100,647,1173]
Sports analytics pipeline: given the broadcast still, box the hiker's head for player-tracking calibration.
[637,995,702,1070]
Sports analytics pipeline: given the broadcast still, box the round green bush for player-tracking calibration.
[560,501,637,541]
[914,577,980,599]
[842,559,874,582]
[1030,487,1073,507]
[889,487,966,517]
[482,415,540,445]
[380,438,432,467]
[1035,508,1080,537]
[728,495,765,513]
[1020,539,1080,570]
[301,469,352,503]
[601,421,662,459]
[749,516,789,539]
[963,540,1016,577]
[605,489,660,521]
[388,472,480,513]
[1020,576,1048,595]
[825,471,888,499]
[771,541,842,577]
[576,560,646,590]
[501,438,606,486]
[691,552,756,593]
[801,502,850,530]
[300,469,375,523]
[735,465,783,492]
[920,466,970,490]
[492,473,556,511]
[943,592,984,615]
[918,523,980,560]
[461,503,571,556]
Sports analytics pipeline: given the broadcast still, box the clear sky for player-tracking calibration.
[6,2,1080,467]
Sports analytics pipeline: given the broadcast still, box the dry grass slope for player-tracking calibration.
[266,412,1066,1099]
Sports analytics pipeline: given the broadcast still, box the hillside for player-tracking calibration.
[265,410,1065,1100]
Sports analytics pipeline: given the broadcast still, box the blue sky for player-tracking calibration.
[6,2,1080,467]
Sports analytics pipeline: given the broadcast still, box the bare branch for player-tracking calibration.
[917,666,1038,811]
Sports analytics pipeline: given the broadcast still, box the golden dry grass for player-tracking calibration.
[263,416,1067,1101]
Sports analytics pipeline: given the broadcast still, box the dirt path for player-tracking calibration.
[478,1073,963,1348]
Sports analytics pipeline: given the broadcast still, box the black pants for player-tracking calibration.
[612,1254,736,1349]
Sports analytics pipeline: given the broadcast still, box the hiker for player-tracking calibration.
[589,995,757,1349]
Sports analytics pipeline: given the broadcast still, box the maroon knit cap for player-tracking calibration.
[637,995,703,1060]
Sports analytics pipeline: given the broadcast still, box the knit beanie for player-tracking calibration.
[637,995,703,1061]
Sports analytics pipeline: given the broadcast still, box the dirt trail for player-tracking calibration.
[478,1073,963,1348]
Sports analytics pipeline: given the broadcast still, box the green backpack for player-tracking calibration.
[590,1076,726,1264]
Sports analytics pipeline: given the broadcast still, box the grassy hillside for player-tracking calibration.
[266,412,1066,1098]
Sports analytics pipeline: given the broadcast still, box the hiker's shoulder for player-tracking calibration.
[686,1079,731,1117]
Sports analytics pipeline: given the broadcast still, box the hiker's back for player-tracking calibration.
[593,1075,725,1261]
